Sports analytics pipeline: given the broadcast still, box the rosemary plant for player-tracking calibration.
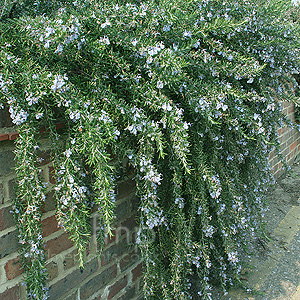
[0,0,300,299]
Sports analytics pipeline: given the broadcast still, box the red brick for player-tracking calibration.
[0,285,20,300]
[290,140,297,151]
[0,205,15,231]
[269,149,275,160]
[108,275,127,299]
[0,133,9,141]
[131,263,142,282]
[45,233,73,258]
[8,132,19,140]
[5,256,23,280]
[42,215,59,237]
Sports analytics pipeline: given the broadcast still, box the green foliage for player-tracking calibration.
[295,76,300,123]
[0,0,300,299]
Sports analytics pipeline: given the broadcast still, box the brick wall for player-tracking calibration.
[0,138,143,300]
[269,101,300,179]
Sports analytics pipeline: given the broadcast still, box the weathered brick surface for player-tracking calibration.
[0,285,20,300]
[117,285,136,300]
[63,292,78,300]
[49,258,98,299]
[290,140,298,151]
[0,141,142,300]
[0,133,9,141]
[0,230,18,259]
[0,205,15,231]
[101,240,129,267]
[45,233,74,259]
[46,261,59,281]
[80,264,117,300]
[135,293,144,300]
[0,149,15,177]
[63,249,78,270]
[91,293,102,300]
[270,101,300,179]
[5,256,23,280]
[120,251,139,273]
[108,275,127,299]
[132,263,142,283]
[8,178,16,200]
[42,215,59,237]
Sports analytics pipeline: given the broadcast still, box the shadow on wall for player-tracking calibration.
[0,107,13,128]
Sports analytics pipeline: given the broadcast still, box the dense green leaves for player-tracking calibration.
[0,0,300,299]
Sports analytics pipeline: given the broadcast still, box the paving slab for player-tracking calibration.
[213,160,300,300]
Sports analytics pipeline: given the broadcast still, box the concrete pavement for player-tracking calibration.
[215,160,300,300]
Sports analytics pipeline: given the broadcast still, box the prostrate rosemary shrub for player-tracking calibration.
[1,0,300,299]
[287,2,300,123]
